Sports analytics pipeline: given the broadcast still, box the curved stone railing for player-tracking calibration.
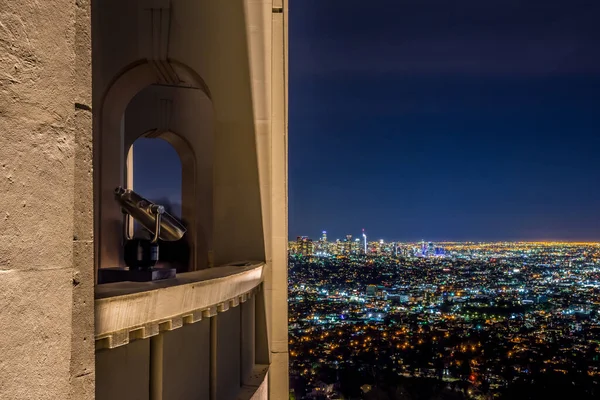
[95,262,264,349]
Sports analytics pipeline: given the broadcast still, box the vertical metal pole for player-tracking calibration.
[150,334,164,400]
[210,315,218,400]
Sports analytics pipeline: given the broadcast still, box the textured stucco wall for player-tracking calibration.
[0,0,94,398]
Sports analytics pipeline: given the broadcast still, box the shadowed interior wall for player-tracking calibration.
[242,295,257,384]
[162,319,211,399]
[96,339,150,400]
[217,307,242,400]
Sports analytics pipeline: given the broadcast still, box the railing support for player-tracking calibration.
[210,315,218,400]
[150,334,164,400]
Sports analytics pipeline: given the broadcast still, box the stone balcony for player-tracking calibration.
[95,262,269,400]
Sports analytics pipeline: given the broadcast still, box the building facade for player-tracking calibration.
[0,0,288,399]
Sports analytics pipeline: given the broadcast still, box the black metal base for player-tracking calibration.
[98,267,176,284]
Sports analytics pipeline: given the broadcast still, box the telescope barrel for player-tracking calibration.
[114,187,186,242]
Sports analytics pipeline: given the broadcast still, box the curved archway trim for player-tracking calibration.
[95,60,210,275]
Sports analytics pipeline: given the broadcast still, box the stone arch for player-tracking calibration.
[125,129,196,272]
[95,60,212,275]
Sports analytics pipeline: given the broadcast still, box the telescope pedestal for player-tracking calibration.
[98,267,176,285]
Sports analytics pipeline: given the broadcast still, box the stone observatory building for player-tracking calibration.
[0,1,289,399]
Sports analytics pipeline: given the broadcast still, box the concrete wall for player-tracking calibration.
[162,319,211,399]
[0,0,95,399]
[217,307,242,400]
[96,339,150,400]
[241,295,257,384]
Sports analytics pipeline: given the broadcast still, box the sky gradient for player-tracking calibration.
[289,0,600,242]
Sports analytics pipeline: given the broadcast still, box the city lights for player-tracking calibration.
[289,236,600,398]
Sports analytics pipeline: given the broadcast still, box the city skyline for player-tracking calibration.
[292,229,600,245]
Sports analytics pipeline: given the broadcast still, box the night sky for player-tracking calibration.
[289,0,600,242]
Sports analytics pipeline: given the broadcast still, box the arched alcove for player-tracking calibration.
[126,136,194,273]
[95,61,214,276]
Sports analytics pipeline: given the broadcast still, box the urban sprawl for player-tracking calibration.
[288,232,600,399]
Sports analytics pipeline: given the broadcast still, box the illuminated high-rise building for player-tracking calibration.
[335,239,343,255]
[296,236,314,256]
[353,238,361,254]
[428,242,435,256]
[377,239,384,255]
[296,236,304,254]
[314,231,328,254]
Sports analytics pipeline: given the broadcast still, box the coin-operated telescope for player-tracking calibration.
[98,187,186,284]
[115,186,186,268]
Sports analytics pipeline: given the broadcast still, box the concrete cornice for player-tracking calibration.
[95,262,264,349]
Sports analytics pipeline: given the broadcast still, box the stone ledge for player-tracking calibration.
[95,262,264,349]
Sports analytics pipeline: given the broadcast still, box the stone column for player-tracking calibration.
[268,0,290,398]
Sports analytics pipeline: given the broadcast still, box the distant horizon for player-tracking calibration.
[289,232,600,244]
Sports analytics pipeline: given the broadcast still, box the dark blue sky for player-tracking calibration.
[289,0,600,242]
[133,138,182,218]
